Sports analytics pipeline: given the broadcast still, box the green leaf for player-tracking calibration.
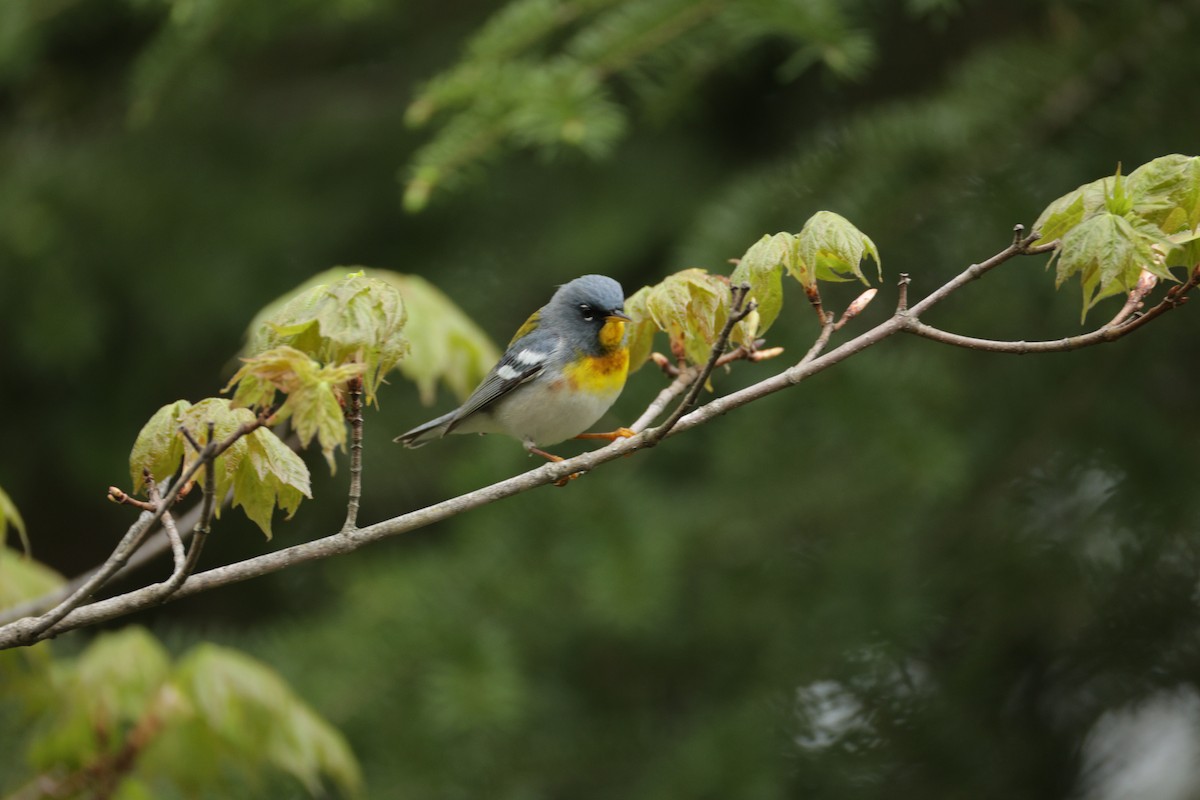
[1162,227,1200,276]
[643,269,732,366]
[1126,154,1200,232]
[178,398,258,506]
[0,484,29,555]
[129,399,192,493]
[794,211,882,287]
[731,233,789,335]
[226,346,364,472]
[1055,212,1163,320]
[137,398,311,537]
[623,285,659,373]
[72,627,173,728]
[246,270,408,406]
[172,643,362,796]
[231,428,312,539]
[28,627,177,772]
[372,273,499,405]
[0,546,63,609]
[1033,175,1113,245]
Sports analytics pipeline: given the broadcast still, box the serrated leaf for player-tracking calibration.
[248,269,496,408]
[245,270,408,406]
[231,428,311,539]
[129,399,192,493]
[226,346,363,472]
[178,398,257,507]
[372,273,499,405]
[794,211,881,287]
[1126,154,1200,232]
[731,233,790,335]
[173,644,362,796]
[644,269,731,366]
[1163,228,1200,277]
[0,484,29,555]
[1033,175,1113,244]
[1056,212,1161,320]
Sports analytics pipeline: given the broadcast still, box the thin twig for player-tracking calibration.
[632,342,784,432]
[904,263,1200,353]
[106,487,156,513]
[896,273,911,313]
[10,414,268,645]
[0,499,205,625]
[649,352,681,378]
[178,425,203,454]
[630,372,692,432]
[342,376,365,532]
[799,318,836,367]
[154,424,219,600]
[148,479,185,577]
[906,226,1057,318]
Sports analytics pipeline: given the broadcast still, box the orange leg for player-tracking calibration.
[573,427,636,442]
[525,444,580,486]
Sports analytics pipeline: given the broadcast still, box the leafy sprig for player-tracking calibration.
[130,398,310,538]
[627,211,880,370]
[1035,155,1200,318]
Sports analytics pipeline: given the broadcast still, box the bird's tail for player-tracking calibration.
[394,409,457,448]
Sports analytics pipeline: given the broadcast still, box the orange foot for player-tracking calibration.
[526,444,582,487]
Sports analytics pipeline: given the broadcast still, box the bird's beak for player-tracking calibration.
[606,309,632,322]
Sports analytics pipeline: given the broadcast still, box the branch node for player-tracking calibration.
[896,274,911,313]
[1011,223,1025,247]
[650,352,681,378]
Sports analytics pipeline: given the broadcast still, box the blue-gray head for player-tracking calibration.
[545,274,626,322]
[542,274,629,351]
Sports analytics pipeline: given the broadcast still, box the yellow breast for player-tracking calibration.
[563,344,629,395]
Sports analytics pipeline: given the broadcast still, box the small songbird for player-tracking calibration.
[395,274,633,463]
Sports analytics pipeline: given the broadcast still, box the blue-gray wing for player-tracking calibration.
[444,345,548,434]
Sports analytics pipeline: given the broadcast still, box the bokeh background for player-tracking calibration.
[3,0,1200,796]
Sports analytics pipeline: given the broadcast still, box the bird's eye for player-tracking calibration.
[579,304,595,321]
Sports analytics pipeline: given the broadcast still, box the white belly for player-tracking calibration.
[488,378,622,446]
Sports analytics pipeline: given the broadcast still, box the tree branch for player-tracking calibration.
[1,230,1193,650]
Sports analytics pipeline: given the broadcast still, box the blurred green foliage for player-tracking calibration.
[0,551,360,797]
[4,0,1200,797]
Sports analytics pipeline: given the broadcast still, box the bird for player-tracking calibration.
[395,274,634,465]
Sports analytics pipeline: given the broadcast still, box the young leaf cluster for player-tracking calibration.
[404,0,876,209]
[6,626,360,798]
[625,210,880,370]
[373,272,500,405]
[241,268,496,407]
[129,398,311,538]
[226,347,365,472]
[243,271,408,407]
[625,269,754,369]
[1035,154,1200,318]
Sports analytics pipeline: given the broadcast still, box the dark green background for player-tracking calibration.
[3,0,1200,796]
